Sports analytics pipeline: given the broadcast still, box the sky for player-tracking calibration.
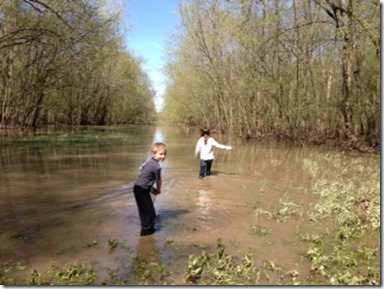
[124,0,181,112]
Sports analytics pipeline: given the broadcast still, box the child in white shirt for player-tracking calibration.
[195,129,232,178]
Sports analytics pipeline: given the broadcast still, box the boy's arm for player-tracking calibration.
[156,179,162,195]
[155,167,162,194]
[139,157,150,171]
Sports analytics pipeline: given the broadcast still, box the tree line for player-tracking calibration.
[0,0,156,129]
[163,0,380,149]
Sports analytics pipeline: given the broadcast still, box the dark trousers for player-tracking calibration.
[133,185,156,236]
[199,159,213,177]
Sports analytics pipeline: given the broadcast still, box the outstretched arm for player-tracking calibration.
[212,139,232,150]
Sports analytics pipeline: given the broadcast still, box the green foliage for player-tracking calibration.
[163,0,380,144]
[131,257,170,285]
[55,262,95,285]
[303,158,319,178]
[0,0,156,128]
[252,200,300,222]
[185,238,257,285]
[302,153,380,285]
[108,238,119,249]
[251,225,270,236]
[275,201,300,222]
[22,262,95,286]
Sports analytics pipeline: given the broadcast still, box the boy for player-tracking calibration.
[133,142,167,236]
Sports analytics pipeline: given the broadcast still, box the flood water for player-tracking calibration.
[0,125,379,284]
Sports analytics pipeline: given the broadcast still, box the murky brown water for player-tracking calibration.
[0,125,378,284]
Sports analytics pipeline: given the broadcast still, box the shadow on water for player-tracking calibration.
[156,208,189,222]
[154,208,189,234]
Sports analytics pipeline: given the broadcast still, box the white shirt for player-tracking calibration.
[195,137,231,160]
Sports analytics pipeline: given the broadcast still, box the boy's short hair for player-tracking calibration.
[152,142,168,155]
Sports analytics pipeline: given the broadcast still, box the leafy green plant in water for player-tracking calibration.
[108,238,119,249]
[270,159,281,167]
[261,260,281,272]
[298,232,322,245]
[0,275,15,285]
[310,178,379,236]
[55,262,95,285]
[251,225,269,236]
[302,158,319,177]
[330,270,368,285]
[185,238,257,285]
[283,270,301,285]
[275,201,300,222]
[304,227,380,284]
[306,245,328,277]
[303,153,380,285]
[131,257,170,285]
[87,240,98,248]
[25,269,44,285]
[252,205,273,219]
[23,262,94,286]
[3,261,27,274]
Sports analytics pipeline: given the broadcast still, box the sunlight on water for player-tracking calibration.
[153,127,165,143]
[196,189,213,229]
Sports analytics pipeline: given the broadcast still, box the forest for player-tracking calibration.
[0,0,156,128]
[163,0,380,151]
[0,0,380,151]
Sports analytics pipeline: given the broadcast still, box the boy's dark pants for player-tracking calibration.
[133,185,156,236]
[199,159,213,177]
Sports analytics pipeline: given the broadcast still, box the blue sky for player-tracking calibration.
[124,0,180,112]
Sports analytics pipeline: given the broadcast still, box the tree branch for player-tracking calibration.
[23,0,75,31]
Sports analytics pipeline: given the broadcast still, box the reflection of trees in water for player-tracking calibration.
[215,139,313,178]
[0,145,45,174]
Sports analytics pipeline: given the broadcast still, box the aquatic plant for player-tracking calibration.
[185,238,257,285]
[54,262,95,285]
[302,153,380,285]
[275,201,300,222]
[108,238,119,249]
[251,225,270,236]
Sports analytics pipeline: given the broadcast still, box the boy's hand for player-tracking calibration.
[151,187,159,195]
[227,146,233,150]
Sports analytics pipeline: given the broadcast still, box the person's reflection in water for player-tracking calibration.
[131,236,162,285]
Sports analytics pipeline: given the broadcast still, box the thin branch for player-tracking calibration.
[23,0,75,31]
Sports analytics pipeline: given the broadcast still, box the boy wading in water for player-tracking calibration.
[133,142,167,236]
